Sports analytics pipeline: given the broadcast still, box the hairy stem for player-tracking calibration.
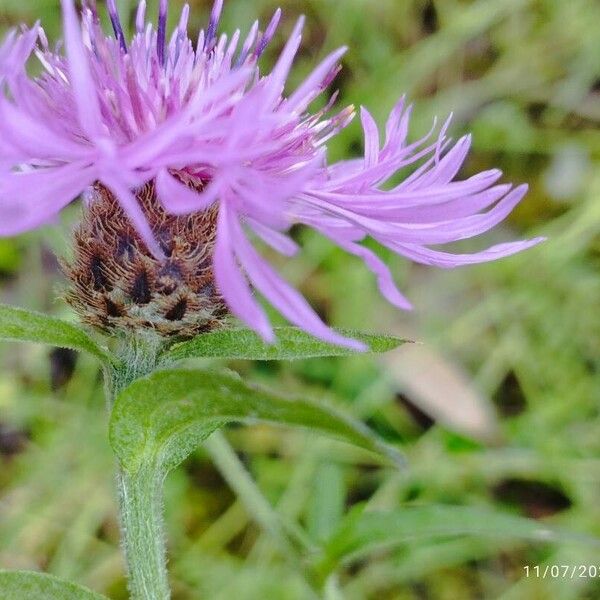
[107,334,169,599]
[117,465,170,600]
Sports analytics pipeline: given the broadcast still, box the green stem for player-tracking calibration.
[107,333,169,599]
[204,431,315,559]
[204,431,321,599]
[117,465,170,600]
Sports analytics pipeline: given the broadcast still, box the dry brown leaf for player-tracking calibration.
[380,343,500,442]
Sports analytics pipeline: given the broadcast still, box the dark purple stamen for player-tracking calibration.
[234,21,258,67]
[107,0,127,52]
[82,0,101,55]
[255,8,281,59]
[205,0,223,50]
[157,0,168,65]
[84,0,100,24]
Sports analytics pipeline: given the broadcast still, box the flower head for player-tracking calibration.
[0,0,543,348]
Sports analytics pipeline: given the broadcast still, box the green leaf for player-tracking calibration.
[0,570,107,599]
[110,368,404,474]
[320,505,600,573]
[163,326,407,362]
[0,303,115,366]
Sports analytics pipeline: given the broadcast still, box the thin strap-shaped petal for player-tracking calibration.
[122,66,252,167]
[0,99,88,161]
[205,0,224,49]
[400,184,530,244]
[403,135,472,191]
[381,103,414,161]
[236,20,258,65]
[0,30,17,72]
[383,97,407,149]
[313,170,504,209]
[300,186,528,246]
[0,25,39,82]
[0,164,94,235]
[229,214,366,350]
[102,175,165,259]
[393,237,546,268]
[319,227,413,310]
[261,16,305,110]
[106,0,127,51]
[214,202,274,340]
[156,169,221,214]
[157,0,168,64]
[60,0,103,140]
[247,218,299,256]
[321,117,441,191]
[178,4,190,37]
[135,0,147,34]
[286,46,347,113]
[360,107,380,169]
[327,184,512,222]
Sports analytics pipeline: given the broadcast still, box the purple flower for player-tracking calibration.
[0,0,543,349]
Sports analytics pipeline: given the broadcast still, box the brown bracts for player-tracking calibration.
[64,180,228,338]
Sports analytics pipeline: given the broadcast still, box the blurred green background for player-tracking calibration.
[1,1,599,598]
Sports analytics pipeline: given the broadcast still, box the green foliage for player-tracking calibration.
[321,505,599,570]
[0,303,115,366]
[0,571,107,599]
[163,326,407,362]
[110,368,404,474]
[2,0,600,598]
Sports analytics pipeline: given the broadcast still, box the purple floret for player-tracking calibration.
[0,0,544,349]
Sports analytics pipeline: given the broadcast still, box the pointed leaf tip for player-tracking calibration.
[162,326,408,363]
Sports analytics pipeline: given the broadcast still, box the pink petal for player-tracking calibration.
[403,135,472,191]
[0,163,94,235]
[314,170,504,209]
[102,175,165,259]
[360,107,380,169]
[318,227,413,310]
[301,185,529,246]
[286,46,347,113]
[261,16,305,109]
[333,184,512,222]
[135,0,147,34]
[156,169,221,215]
[122,67,252,168]
[0,99,88,161]
[236,20,259,65]
[247,218,299,256]
[393,237,546,268]
[229,213,366,350]
[383,97,407,147]
[60,0,104,140]
[255,8,282,58]
[214,203,274,341]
